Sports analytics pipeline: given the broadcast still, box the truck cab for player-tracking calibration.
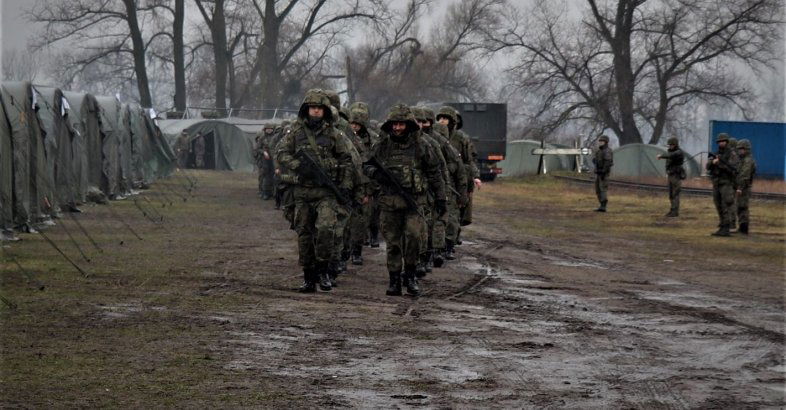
[445,102,507,181]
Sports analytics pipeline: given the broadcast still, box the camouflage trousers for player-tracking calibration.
[712,181,735,227]
[427,199,449,251]
[280,186,295,229]
[347,201,371,253]
[737,187,751,226]
[446,197,460,243]
[368,194,381,240]
[595,173,609,204]
[293,195,347,269]
[668,174,681,212]
[258,159,275,196]
[380,195,427,272]
[460,194,473,226]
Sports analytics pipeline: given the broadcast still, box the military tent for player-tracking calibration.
[0,90,13,232]
[128,107,175,184]
[1,81,51,225]
[63,91,95,203]
[118,104,135,192]
[610,143,701,178]
[94,96,123,197]
[498,139,576,177]
[35,86,80,210]
[158,119,254,172]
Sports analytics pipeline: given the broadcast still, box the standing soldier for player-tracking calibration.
[364,104,446,296]
[735,139,756,235]
[275,89,355,292]
[175,130,190,168]
[706,133,739,237]
[255,123,276,200]
[348,104,379,265]
[592,135,613,212]
[656,137,686,217]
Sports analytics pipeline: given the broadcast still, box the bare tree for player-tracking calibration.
[488,0,782,145]
[1,49,41,82]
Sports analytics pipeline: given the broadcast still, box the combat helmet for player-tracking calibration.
[349,108,370,130]
[435,106,458,129]
[324,89,341,111]
[737,138,751,150]
[410,106,426,122]
[381,103,419,135]
[666,137,679,146]
[298,89,333,123]
[598,134,610,143]
[421,107,436,125]
[728,137,738,149]
[349,101,369,116]
[715,133,730,142]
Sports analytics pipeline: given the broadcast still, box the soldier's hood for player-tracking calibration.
[298,89,334,124]
[381,104,419,136]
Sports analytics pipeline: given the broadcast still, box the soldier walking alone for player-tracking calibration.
[592,135,613,212]
[706,133,739,237]
[657,137,686,217]
[275,89,355,292]
[364,104,446,296]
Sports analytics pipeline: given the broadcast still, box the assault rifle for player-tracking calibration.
[294,149,359,211]
[708,152,737,174]
[365,156,426,219]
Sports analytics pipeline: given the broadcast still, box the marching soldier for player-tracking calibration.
[735,139,756,235]
[706,133,739,237]
[347,104,379,265]
[275,89,355,292]
[592,135,613,212]
[254,123,276,200]
[656,137,686,217]
[363,104,446,296]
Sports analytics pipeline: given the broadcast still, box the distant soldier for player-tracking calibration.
[275,89,355,292]
[193,132,206,168]
[727,137,739,228]
[175,130,190,168]
[656,137,686,217]
[364,104,446,296]
[347,105,379,265]
[592,134,613,212]
[254,123,276,200]
[735,139,756,235]
[706,133,739,236]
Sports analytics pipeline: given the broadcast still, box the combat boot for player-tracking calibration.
[433,249,445,268]
[595,201,607,212]
[328,262,340,288]
[298,268,316,293]
[369,229,380,248]
[403,267,421,296]
[456,229,462,246]
[317,263,332,291]
[425,251,434,273]
[415,261,427,278]
[665,209,678,217]
[386,271,402,296]
[711,225,730,237]
[445,240,456,260]
[738,223,749,235]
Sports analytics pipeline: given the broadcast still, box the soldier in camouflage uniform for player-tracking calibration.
[734,139,756,235]
[364,104,446,296]
[453,110,481,231]
[254,123,276,200]
[422,107,467,265]
[436,107,476,256]
[273,120,292,209]
[706,133,739,237]
[592,135,613,212]
[275,89,355,292]
[656,137,686,217]
[347,104,379,265]
[727,137,739,228]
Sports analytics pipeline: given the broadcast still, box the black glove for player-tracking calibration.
[435,199,447,216]
[295,160,314,179]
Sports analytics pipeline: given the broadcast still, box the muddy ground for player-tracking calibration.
[1,171,784,408]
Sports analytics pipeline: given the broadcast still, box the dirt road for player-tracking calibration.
[1,171,783,407]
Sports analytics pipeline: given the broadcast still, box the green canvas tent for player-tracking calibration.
[35,86,79,210]
[610,143,701,178]
[94,96,122,197]
[129,107,175,184]
[498,139,576,177]
[0,89,13,232]
[1,81,50,225]
[158,119,254,172]
[61,91,94,203]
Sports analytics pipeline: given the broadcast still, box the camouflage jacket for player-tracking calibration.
[661,147,685,176]
[735,153,756,191]
[706,147,738,184]
[426,128,467,200]
[593,146,613,176]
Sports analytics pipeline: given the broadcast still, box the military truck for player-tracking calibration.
[443,102,507,181]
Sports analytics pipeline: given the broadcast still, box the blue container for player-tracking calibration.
[709,120,786,179]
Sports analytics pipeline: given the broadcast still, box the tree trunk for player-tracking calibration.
[212,0,228,115]
[611,2,642,146]
[173,0,186,111]
[122,0,153,107]
[260,0,282,108]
